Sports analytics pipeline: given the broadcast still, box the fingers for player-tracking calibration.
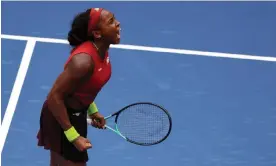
[84,138,91,144]
[73,137,92,152]
[85,141,92,149]
[91,118,106,129]
[96,118,105,129]
[91,119,101,128]
[99,118,106,128]
[84,138,92,150]
[90,119,97,128]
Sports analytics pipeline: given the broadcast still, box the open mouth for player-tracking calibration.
[116,28,121,39]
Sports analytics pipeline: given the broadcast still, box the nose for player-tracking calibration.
[116,20,120,27]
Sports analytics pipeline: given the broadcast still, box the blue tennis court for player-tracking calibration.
[1,2,276,166]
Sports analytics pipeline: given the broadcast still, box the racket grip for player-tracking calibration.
[87,118,103,125]
[87,118,92,124]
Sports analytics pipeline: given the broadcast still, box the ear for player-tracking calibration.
[92,31,101,39]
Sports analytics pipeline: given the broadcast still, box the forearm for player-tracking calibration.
[47,94,72,131]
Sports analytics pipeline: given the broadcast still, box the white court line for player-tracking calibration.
[1,34,276,62]
[0,40,36,155]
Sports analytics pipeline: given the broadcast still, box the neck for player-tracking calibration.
[93,40,110,59]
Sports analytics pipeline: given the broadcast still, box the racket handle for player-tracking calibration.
[87,118,92,124]
[86,118,106,127]
[86,115,112,124]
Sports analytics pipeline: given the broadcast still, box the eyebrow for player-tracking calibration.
[107,14,115,22]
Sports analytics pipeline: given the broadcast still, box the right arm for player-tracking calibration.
[47,53,94,131]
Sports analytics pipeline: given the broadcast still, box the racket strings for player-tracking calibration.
[116,104,171,145]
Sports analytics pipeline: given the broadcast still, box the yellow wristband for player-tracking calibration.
[88,102,98,115]
[64,126,80,142]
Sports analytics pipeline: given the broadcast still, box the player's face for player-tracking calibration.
[99,9,121,44]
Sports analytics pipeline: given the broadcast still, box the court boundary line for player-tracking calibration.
[0,39,37,154]
[2,33,276,62]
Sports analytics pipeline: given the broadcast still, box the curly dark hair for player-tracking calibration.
[67,9,95,47]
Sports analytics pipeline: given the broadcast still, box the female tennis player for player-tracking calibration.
[37,8,121,166]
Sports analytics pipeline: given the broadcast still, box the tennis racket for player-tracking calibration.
[87,102,172,146]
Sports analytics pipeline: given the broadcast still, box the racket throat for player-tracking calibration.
[105,124,126,140]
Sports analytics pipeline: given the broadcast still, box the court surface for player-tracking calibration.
[1,2,276,166]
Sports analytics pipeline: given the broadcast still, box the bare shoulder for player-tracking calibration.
[66,53,95,78]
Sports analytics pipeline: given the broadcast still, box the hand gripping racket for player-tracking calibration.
[87,102,172,146]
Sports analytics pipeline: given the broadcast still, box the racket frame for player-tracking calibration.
[87,102,172,146]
